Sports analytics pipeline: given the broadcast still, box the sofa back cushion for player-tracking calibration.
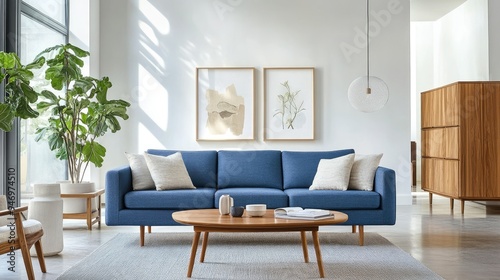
[282,149,355,189]
[218,150,282,189]
[146,150,217,188]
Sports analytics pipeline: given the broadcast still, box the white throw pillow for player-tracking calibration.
[143,152,196,190]
[348,154,383,191]
[125,153,155,190]
[309,154,355,190]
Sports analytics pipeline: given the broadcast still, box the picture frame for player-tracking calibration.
[196,67,255,141]
[264,67,315,140]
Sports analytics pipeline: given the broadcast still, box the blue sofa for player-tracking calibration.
[105,149,396,246]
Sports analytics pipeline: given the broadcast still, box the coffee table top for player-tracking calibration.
[172,209,348,229]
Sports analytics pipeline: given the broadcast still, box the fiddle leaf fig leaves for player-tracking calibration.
[33,43,130,183]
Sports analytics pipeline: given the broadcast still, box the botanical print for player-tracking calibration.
[264,67,314,140]
[273,81,305,130]
[205,84,245,136]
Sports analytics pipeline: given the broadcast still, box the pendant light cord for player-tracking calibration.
[366,0,370,91]
[348,0,389,111]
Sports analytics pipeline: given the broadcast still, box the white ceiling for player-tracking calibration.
[411,0,468,21]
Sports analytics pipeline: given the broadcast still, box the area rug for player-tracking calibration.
[57,232,442,280]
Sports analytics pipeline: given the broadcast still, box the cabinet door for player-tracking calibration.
[481,83,500,198]
[421,84,460,128]
[421,127,459,159]
[458,83,500,198]
[422,158,459,197]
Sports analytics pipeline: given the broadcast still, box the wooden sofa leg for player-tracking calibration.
[358,225,364,246]
[140,226,145,246]
[148,226,152,233]
[352,225,357,233]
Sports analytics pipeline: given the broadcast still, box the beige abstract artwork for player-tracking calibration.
[196,67,254,140]
[205,84,245,136]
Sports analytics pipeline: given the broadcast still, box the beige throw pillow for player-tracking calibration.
[143,152,195,190]
[309,154,355,190]
[125,153,155,190]
[348,154,383,191]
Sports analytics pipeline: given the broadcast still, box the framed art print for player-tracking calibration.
[264,67,315,140]
[196,67,255,140]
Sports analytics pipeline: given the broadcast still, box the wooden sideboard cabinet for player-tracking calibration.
[421,81,500,213]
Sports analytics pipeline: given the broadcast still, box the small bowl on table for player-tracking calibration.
[245,204,267,217]
[230,206,245,217]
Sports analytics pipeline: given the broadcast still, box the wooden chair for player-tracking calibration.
[411,141,416,187]
[0,195,46,280]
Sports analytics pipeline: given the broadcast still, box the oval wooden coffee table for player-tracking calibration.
[172,209,348,278]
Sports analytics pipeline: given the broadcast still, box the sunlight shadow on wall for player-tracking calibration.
[136,64,168,148]
[134,0,171,149]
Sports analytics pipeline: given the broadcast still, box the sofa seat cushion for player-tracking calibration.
[284,188,380,210]
[217,150,283,189]
[282,149,355,189]
[124,188,215,210]
[215,188,288,209]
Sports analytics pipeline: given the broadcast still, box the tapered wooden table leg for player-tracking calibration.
[172,210,348,279]
[312,230,325,278]
[300,231,309,263]
[200,232,209,262]
[187,231,201,278]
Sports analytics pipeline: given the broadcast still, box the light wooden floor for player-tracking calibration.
[1,189,500,279]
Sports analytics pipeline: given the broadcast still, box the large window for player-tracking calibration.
[14,1,69,199]
[22,0,66,25]
[19,11,68,197]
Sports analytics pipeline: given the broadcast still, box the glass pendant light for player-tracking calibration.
[348,0,389,113]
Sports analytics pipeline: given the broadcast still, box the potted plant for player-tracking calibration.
[33,43,130,213]
[0,51,44,131]
[1,52,53,216]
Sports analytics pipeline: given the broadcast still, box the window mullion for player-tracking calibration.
[21,1,67,36]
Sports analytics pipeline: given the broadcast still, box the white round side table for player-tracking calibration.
[28,183,64,256]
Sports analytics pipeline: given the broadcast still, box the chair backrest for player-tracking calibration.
[0,195,8,227]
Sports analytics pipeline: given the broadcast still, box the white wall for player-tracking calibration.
[412,0,489,92]
[99,0,412,205]
[489,0,500,80]
[433,0,489,86]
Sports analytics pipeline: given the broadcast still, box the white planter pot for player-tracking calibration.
[59,181,96,214]
[28,183,64,256]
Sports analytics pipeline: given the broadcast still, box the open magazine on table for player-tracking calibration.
[274,207,335,220]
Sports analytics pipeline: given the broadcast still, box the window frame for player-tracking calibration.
[1,0,69,206]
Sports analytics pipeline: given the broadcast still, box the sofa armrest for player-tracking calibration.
[105,165,133,225]
[373,166,396,225]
